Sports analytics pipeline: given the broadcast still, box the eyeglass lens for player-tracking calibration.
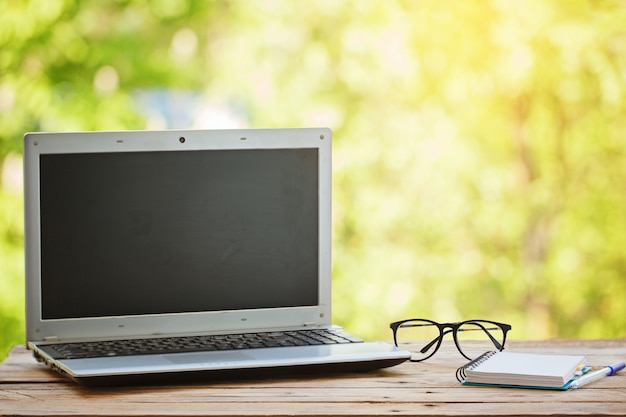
[394,320,507,361]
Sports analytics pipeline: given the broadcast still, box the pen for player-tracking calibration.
[569,361,625,389]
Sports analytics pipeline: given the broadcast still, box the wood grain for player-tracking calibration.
[1,340,625,416]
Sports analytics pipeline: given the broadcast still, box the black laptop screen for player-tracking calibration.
[39,148,319,319]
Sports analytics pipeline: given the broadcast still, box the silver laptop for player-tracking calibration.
[24,127,410,385]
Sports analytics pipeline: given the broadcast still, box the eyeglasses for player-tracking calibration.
[390,319,511,362]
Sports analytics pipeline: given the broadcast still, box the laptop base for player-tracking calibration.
[34,349,408,386]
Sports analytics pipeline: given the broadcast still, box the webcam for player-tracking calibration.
[179,137,185,143]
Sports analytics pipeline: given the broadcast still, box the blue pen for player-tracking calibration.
[569,361,625,389]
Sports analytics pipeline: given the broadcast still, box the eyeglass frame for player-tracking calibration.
[389,318,512,362]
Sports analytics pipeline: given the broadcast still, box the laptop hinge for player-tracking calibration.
[44,336,59,342]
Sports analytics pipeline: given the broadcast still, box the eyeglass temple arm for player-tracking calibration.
[414,327,499,355]
[427,325,504,352]
[459,323,505,350]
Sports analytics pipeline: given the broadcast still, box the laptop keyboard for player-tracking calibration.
[45,329,364,360]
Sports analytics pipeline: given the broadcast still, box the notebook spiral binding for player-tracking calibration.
[455,351,497,383]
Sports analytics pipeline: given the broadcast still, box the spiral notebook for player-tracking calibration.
[456,351,587,390]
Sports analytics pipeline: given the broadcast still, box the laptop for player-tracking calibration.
[23,127,410,385]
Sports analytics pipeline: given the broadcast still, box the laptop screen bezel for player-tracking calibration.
[24,128,332,342]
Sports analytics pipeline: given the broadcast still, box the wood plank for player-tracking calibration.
[1,383,624,402]
[2,398,626,417]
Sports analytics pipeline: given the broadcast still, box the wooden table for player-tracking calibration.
[1,339,625,416]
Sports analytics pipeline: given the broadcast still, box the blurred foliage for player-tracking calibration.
[1,0,626,361]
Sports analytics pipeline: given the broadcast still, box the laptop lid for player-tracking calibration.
[24,128,332,343]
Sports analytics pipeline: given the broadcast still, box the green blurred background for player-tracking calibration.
[1,0,625,361]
